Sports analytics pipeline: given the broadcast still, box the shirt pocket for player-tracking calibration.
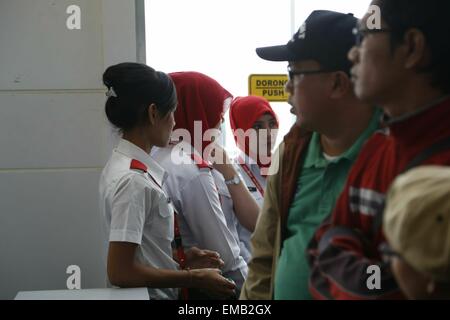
[150,193,174,241]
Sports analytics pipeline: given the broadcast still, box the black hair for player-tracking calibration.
[102,62,177,131]
[377,0,450,93]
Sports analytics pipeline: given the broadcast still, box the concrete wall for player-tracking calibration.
[0,0,145,299]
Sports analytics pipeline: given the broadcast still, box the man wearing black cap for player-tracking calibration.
[240,10,380,300]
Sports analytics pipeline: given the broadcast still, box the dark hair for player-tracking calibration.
[377,0,450,93]
[102,62,177,131]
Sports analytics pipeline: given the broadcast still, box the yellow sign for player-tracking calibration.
[248,74,289,102]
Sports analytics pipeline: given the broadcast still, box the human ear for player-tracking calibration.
[403,28,428,70]
[147,103,158,126]
[330,72,351,99]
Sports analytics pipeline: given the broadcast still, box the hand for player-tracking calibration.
[185,247,225,270]
[208,143,231,165]
[190,268,236,299]
[206,144,236,180]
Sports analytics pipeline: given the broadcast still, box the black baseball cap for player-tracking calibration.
[256,10,358,74]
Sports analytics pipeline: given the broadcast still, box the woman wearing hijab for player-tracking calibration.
[229,95,279,261]
[99,63,235,300]
[229,96,279,201]
[151,72,259,293]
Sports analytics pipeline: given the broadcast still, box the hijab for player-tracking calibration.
[229,95,279,170]
[170,72,232,156]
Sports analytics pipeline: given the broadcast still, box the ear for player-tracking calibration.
[403,28,428,70]
[329,72,351,99]
[147,103,158,126]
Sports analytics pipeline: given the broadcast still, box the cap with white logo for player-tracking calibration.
[256,10,357,74]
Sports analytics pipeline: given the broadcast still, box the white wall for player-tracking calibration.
[0,0,143,299]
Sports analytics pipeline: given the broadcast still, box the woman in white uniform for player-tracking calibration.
[152,72,260,292]
[228,96,279,261]
[99,63,235,300]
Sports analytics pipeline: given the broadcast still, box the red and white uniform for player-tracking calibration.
[233,151,266,262]
[151,141,248,290]
[99,138,179,300]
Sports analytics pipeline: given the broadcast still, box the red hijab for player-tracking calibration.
[170,72,233,156]
[229,96,279,169]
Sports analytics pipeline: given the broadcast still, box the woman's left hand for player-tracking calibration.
[185,247,225,270]
[207,144,236,179]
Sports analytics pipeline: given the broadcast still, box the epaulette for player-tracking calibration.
[130,159,147,173]
[190,154,212,170]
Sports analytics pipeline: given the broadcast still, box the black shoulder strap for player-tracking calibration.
[373,135,450,237]
[402,136,450,173]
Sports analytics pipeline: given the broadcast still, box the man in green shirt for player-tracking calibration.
[240,10,381,300]
[274,114,380,299]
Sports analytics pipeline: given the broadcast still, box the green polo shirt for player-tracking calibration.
[274,110,380,300]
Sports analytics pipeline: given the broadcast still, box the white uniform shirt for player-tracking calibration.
[99,139,179,300]
[151,142,248,289]
[232,151,267,262]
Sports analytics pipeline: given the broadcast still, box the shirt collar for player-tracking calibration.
[303,132,328,169]
[238,150,265,177]
[383,95,450,126]
[237,150,266,178]
[384,96,450,144]
[304,108,382,169]
[116,138,168,186]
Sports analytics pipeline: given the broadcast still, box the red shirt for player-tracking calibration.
[308,97,450,300]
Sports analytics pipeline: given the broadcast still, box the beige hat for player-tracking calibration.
[383,166,450,283]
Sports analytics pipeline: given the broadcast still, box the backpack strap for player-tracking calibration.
[402,136,450,173]
[372,135,450,236]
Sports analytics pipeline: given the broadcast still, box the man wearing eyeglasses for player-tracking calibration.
[240,10,380,300]
[307,0,450,300]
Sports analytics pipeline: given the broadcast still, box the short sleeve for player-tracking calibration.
[108,174,149,245]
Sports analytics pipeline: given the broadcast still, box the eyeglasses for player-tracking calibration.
[379,242,402,265]
[287,66,335,81]
[352,27,391,46]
